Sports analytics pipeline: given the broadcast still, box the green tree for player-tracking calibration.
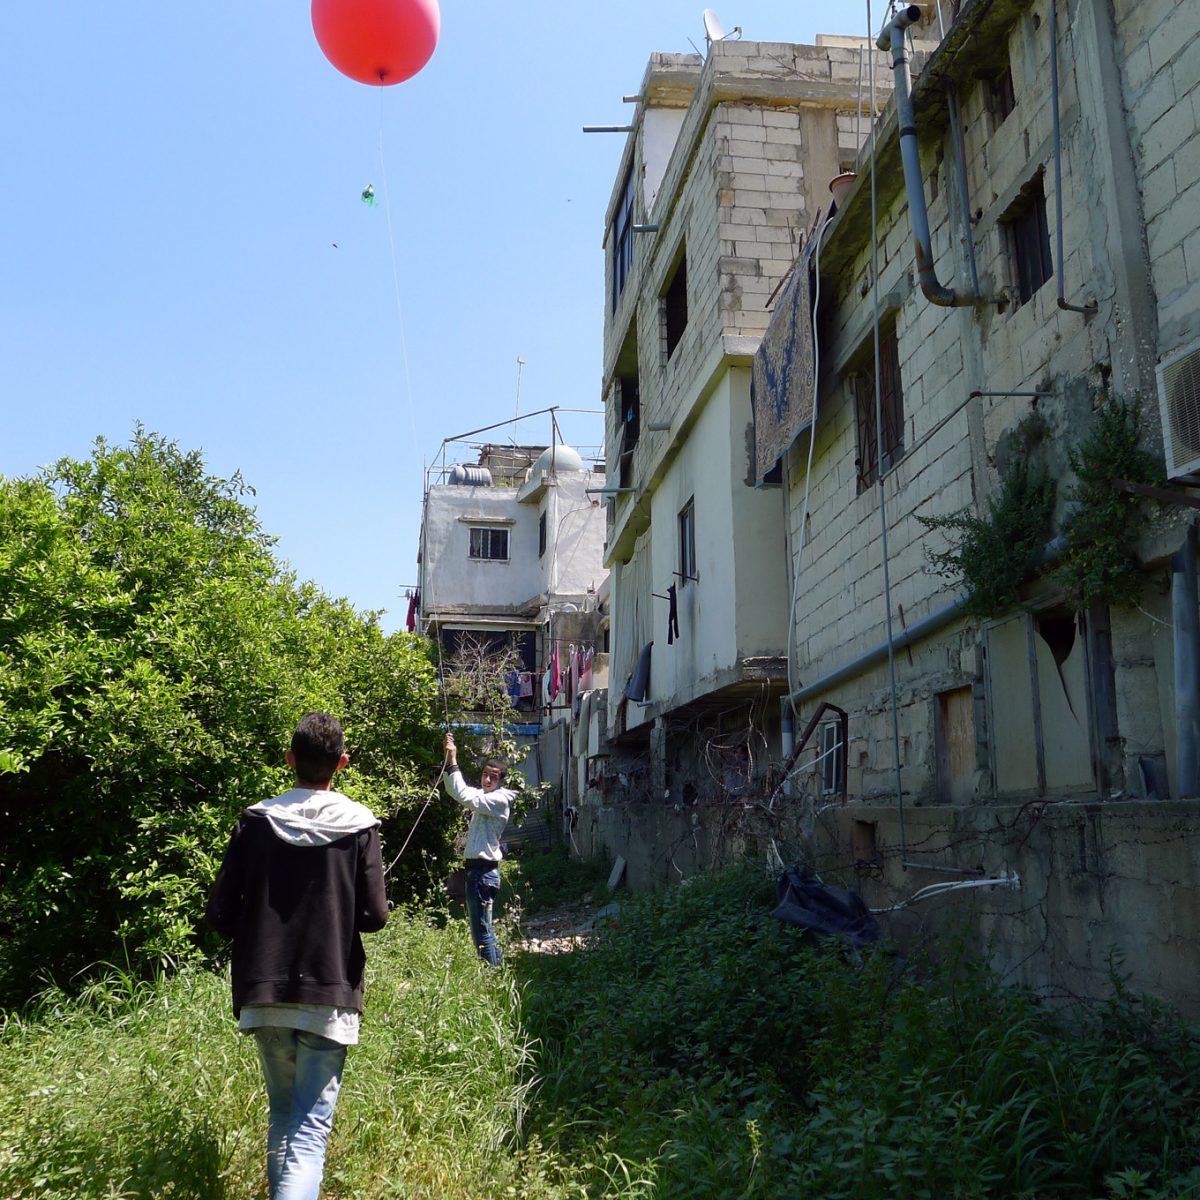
[0,430,446,1007]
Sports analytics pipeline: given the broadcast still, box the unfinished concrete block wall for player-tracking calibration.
[1114,0,1200,355]
[814,800,1200,1019]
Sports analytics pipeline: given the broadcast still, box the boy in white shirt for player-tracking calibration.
[444,732,514,966]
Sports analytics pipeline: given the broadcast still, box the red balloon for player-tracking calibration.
[311,0,440,86]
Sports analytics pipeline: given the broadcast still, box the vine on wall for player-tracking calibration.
[918,395,1161,618]
[919,414,1056,620]
[1053,395,1162,610]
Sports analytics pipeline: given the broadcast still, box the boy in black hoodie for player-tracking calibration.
[207,712,388,1200]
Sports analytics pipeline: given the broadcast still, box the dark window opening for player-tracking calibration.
[853,327,905,490]
[663,252,688,360]
[611,164,635,313]
[679,499,697,584]
[1004,176,1053,306]
[611,322,640,492]
[468,526,509,561]
[989,66,1016,124]
[538,511,547,558]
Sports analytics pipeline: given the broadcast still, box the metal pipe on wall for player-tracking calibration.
[779,594,968,716]
[877,6,990,308]
[1171,525,1200,797]
[1049,0,1099,315]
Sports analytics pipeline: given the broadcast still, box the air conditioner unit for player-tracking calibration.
[1157,336,1200,478]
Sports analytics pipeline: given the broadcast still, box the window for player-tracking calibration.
[1003,176,1053,306]
[853,327,905,490]
[678,499,697,584]
[618,375,641,489]
[611,164,635,313]
[662,250,688,360]
[988,66,1016,124]
[538,511,547,558]
[820,722,845,795]
[468,526,509,561]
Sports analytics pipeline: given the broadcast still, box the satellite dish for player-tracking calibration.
[703,8,726,43]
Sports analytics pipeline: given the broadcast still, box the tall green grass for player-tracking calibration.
[0,913,580,1199]
[516,866,1200,1199]
[4,865,1199,1199]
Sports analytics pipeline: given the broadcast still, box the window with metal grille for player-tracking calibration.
[468,526,509,561]
[854,327,905,490]
[1003,177,1053,306]
[611,165,635,313]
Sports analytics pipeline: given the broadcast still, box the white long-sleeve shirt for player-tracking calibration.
[446,768,513,862]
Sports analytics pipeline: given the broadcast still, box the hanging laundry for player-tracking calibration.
[667,584,680,645]
[519,671,534,698]
[542,667,553,707]
[405,590,419,632]
[504,670,521,706]
[550,642,561,700]
[625,642,652,702]
[569,643,581,703]
[580,646,595,690]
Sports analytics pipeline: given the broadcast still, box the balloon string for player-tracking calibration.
[377,90,419,456]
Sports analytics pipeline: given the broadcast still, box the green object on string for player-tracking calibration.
[361,183,377,207]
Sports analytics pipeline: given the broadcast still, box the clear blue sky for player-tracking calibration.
[4,2,866,631]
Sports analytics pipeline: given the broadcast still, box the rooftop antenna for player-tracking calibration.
[703,8,741,46]
[514,355,526,420]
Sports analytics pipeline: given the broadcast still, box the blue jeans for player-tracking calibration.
[253,1026,347,1200]
[465,864,503,966]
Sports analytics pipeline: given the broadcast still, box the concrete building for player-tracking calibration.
[578,0,1200,1014]
[417,435,608,779]
[579,35,898,860]
[761,0,1200,1012]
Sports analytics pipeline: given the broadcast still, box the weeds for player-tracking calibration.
[3,864,1199,1198]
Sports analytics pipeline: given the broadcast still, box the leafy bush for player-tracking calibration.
[919,457,1056,619]
[0,430,450,1006]
[1055,394,1163,609]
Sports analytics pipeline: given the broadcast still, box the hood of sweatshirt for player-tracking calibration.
[247,788,380,847]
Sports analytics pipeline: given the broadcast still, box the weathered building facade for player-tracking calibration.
[580,0,1200,1013]
[577,37,895,879]
[417,439,608,780]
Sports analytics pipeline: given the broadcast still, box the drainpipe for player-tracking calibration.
[1171,525,1200,797]
[877,7,990,308]
[1049,0,1099,315]
[779,594,968,717]
[780,705,795,798]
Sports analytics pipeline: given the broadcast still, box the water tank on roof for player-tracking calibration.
[533,444,585,475]
[449,464,492,486]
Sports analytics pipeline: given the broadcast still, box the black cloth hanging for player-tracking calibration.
[667,584,680,645]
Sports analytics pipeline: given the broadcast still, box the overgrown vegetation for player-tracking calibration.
[6,865,1196,1199]
[920,395,1163,619]
[1054,394,1163,610]
[0,430,452,1007]
[503,846,614,917]
[919,454,1056,620]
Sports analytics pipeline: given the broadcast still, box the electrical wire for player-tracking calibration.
[869,871,1021,914]
[866,0,909,855]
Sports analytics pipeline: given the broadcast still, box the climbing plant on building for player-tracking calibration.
[918,413,1057,619]
[1054,393,1162,611]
